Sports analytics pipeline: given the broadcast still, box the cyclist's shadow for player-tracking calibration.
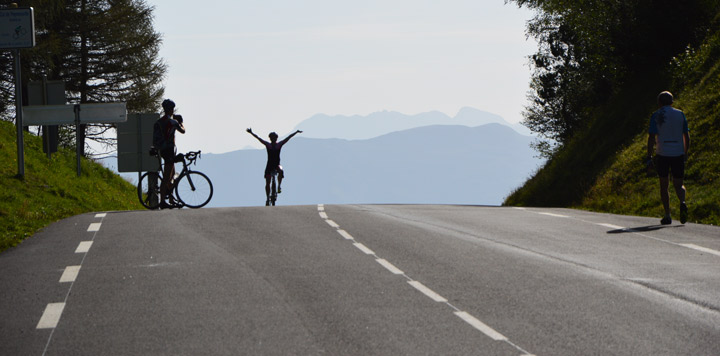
[606,225,685,234]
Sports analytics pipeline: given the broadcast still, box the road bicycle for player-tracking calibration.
[267,169,279,206]
[138,148,214,209]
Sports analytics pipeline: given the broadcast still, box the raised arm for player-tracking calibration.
[247,128,269,145]
[280,130,303,145]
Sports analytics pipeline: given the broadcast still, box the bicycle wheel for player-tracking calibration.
[138,171,162,210]
[175,171,213,208]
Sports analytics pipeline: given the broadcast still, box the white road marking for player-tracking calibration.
[376,259,404,275]
[317,204,324,211]
[680,244,720,257]
[353,242,375,255]
[325,219,339,228]
[337,229,354,240]
[408,281,447,302]
[59,266,81,283]
[598,223,624,229]
[454,311,508,341]
[538,212,569,218]
[87,223,102,232]
[319,211,328,219]
[513,207,527,210]
[37,303,65,329]
[75,241,93,254]
[94,213,107,218]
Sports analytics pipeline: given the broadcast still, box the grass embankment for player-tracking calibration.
[1,120,142,252]
[505,24,720,225]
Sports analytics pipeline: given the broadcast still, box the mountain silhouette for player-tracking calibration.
[199,123,542,207]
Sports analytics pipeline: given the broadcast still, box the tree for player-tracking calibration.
[2,0,166,156]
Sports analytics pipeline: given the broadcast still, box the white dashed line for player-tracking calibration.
[318,204,324,211]
[75,241,93,254]
[353,242,375,255]
[59,266,81,283]
[598,223,624,229]
[325,219,340,228]
[319,211,328,219]
[408,281,448,302]
[454,311,507,341]
[376,259,404,275]
[538,212,569,218]
[94,213,107,218]
[87,223,102,232]
[37,303,65,329]
[337,229,354,240]
[680,244,720,257]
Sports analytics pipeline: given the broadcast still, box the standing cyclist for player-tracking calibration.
[647,91,690,225]
[246,128,302,206]
[153,99,186,209]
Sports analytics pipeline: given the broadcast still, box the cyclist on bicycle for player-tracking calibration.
[246,128,302,205]
[153,99,185,209]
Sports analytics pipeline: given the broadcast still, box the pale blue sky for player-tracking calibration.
[148,0,537,153]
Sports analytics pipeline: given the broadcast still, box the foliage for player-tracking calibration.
[0,120,142,253]
[0,0,166,155]
[580,18,720,225]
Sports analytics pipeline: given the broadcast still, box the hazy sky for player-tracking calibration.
[147,0,537,153]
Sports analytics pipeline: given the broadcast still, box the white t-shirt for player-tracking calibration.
[649,106,689,157]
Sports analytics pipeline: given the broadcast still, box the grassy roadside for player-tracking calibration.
[1,120,142,253]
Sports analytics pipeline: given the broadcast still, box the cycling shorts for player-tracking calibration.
[264,164,284,179]
[655,155,685,179]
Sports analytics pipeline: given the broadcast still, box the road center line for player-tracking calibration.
[353,242,375,255]
[75,241,93,254]
[319,211,328,219]
[337,229,354,240]
[94,213,107,218]
[538,212,569,218]
[59,266,81,283]
[325,219,339,228]
[376,259,404,274]
[37,303,65,329]
[598,223,624,229]
[408,281,448,302]
[455,311,507,341]
[87,223,102,232]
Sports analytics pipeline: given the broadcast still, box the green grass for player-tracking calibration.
[507,21,720,225]
[0,120,142,253]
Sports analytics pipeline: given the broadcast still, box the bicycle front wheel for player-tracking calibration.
[138,171,162,210]
[175,171,213,208]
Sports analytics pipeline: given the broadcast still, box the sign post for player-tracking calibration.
[1,5,36,179]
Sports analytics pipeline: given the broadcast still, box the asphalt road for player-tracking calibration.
[1,205,719,355]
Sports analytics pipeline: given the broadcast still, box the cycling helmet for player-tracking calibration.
[161,99,176,111]
[269,132,278,139]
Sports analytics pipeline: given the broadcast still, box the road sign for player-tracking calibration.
[117,113,160,172]
[0,8,35,49]
[23,103,127,125]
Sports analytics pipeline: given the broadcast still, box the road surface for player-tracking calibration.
[1,205,719,355]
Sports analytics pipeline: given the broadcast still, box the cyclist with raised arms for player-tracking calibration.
[153,99,185,209]
[246,128,302,206]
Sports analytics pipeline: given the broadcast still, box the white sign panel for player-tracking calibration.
[23,103,127,125]
[0,8,35,49]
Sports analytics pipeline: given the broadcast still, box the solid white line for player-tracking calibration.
[37,303,65,329]
[337,229,354,240]
[319,211,328,219]
[326,219,339,228]
[353,242,375,255]
[598,223,624,229]
[94,213,107,218]
[87,223,102,232]
[75,241,93,254]
[59,266,81,283]
[680,244,720,257]
[408,281,447,302]
[538,212,569,218]
[454,311,507,341]
[376,259,404,274]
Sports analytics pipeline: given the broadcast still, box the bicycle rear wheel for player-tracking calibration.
[175,171,213,208]
[138,171,162,210]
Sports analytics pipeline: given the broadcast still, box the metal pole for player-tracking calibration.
[42,75,51,159]
[75,104,81,176]
[14,48,24,179]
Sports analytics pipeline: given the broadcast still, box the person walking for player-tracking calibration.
[646,91,690,225]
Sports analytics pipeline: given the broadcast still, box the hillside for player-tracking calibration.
[198,124,542,207]
[0,121,142,253]
[505,19,720,225]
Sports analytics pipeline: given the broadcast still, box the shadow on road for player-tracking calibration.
[607,225,685,234]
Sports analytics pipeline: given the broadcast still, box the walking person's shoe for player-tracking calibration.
[680,202,688,224]
[660,216,672,225]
